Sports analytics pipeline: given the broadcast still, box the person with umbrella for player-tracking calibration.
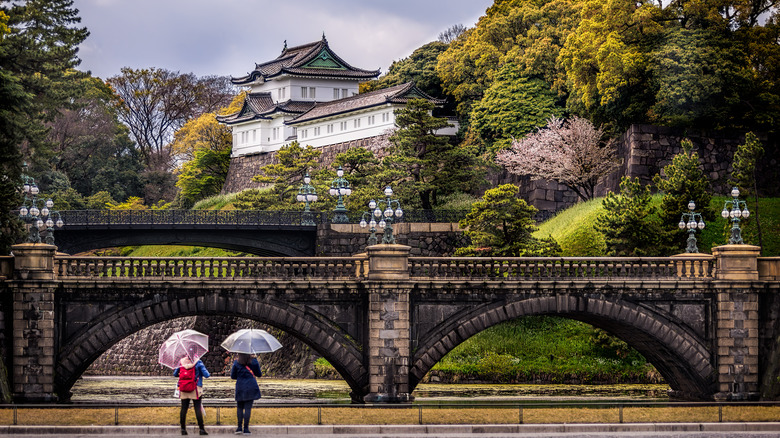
[159,329,211,436]
[221,329,282,435]
[174,356,210,435]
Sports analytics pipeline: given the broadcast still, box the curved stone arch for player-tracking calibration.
[410,295,714,399]
[55,292,367,401]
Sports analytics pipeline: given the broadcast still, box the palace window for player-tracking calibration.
[382,112,390,123]
[310,87,316,99]
[367,115,375,125]
[354,118,361,128]
[342,88,349,98]
[301,87,308,98]
[314,127,321,136]
[333,88,339,99]
[340,121,347,131]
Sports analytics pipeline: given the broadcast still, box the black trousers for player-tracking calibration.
[180,398,204,429]
[236,400,254,430]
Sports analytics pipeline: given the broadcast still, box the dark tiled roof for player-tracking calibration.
[215,93,314,125]
[232,37,380,85]
[288,82,446,124]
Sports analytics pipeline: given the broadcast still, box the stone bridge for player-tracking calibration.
[53,210,467,257]
[1,243,779,403]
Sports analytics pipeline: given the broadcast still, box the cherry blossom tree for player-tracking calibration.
[496,116,619,201]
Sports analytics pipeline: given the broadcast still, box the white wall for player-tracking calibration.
[251,76,360,103]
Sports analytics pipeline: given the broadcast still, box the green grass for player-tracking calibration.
[428,316,656,384]
[191,192,241,211]
[534,196,780,256]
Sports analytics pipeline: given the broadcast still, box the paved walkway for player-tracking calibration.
[1,423,780,436]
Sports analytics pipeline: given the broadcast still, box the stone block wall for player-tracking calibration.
[317,223,469,257]
[86,316,317,378]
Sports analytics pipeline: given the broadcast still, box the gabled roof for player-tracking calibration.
[288,82,446,125]
[231,36,380,85]
[215,92,315,125]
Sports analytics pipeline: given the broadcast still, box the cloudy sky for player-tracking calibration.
[75,0,493,80]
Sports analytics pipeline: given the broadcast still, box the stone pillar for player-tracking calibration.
[712,244,761,401]
[364,244,412,403]
[11,243,58,402]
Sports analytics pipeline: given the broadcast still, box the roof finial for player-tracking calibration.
[322,32,326,42]
[283,40,287,51]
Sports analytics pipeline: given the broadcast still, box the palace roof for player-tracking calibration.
[215,92,315,125]
[231,36,380,85]
[288,82,446,125]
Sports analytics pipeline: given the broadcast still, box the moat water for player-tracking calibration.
[71,376,670,404]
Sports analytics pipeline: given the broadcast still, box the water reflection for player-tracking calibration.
[71,376,670,404]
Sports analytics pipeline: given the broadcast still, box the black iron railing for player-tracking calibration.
[57,209,469,226]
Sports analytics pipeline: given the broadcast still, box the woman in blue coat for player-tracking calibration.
[230,353,262,434]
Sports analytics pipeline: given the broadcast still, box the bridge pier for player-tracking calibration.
[713,244,762,401]
[363,244,413,403]
[10,244,57,402]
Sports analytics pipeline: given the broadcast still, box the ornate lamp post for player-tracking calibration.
[329,166,352,224]
[18,163,63,244]
[296,173,318,226]
[360,186,403,245]
[678,200,705,253]
[721,187,750,244]
[359,210,379,246]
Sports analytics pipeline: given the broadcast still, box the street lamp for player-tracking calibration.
[359,209,379,246]
[677,200,705,253]
[18,163,63,244]
[721,187,750,244]
[329,166,352,224]
[359,186,403,245]
[296,173,318,226]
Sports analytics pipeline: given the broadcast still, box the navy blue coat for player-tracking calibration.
[230,358,262,401]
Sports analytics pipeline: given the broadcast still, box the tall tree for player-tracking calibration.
[730,132,765,250]
[469,62,564,154]
[496,116,619,201]
[652,139,713,252]
[436,0,581,116]
[360,41,450,103]
[455,184,560,257]
[386,98,484,210]
[107,68,233,170]
[0,0,88,252]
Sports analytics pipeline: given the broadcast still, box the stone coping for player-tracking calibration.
[2,422,780,435]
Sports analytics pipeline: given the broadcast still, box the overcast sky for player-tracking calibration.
[74,0,493,80]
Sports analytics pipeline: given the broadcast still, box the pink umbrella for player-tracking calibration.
[158,329,209,369]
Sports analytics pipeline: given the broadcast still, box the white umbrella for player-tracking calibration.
[158,329,209,369]
[220,329,282,354]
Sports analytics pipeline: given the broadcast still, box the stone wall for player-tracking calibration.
[86,316,318,378]
[222,136,388,194]
[317,223,469,257]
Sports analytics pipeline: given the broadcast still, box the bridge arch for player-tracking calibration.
[410,294,714,399]
[55,292,367,401]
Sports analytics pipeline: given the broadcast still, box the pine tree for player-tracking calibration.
[456,184,560,257]
[730,132,764,250]
[652,139,712,252]
[596,177,663,256]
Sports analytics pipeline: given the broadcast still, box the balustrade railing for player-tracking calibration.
[408,256,715,280]
[51,255,714,281]
[54,256,367,280]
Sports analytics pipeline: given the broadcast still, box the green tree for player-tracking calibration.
[172,112,233,208]
[361,42,449,102]
[436,0,580,116]
[652,139,713,252]
[0,0,88,253]
[456,184,560,257]
[235,141,322,210]
[596,177,663,256]
[469,62,564,154]
[386,98,484,210]
[730,132,765,249]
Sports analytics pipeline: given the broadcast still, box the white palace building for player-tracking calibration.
[217,35,448,158]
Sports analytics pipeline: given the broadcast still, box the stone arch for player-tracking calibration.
[55,292,367,401]
[410,295,714,400]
